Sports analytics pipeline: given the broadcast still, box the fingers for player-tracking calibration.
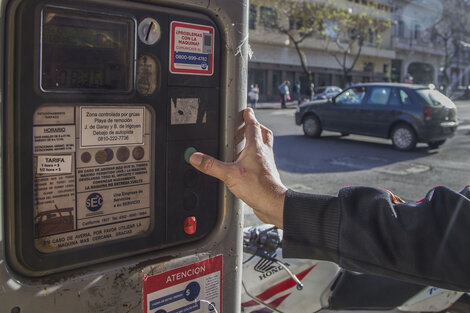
[260,124,274,147]
[243,108,262,147]
[242,108,274,148]
[189,152,234,183]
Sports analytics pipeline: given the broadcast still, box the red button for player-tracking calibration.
[184,216,197,235]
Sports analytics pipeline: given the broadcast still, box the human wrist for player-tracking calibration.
[265,185,287,228]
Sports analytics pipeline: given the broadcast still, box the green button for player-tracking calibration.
[184,147,197,164]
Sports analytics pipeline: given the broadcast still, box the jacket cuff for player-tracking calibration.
[282,189,340,263]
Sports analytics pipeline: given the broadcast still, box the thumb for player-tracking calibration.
[189,152,232,183]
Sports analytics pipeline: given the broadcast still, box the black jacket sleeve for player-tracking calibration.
[282,186,470,291]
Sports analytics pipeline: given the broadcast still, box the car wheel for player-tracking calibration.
[391,124,417,151]
[428,139,446,149]
[302,115,322,138]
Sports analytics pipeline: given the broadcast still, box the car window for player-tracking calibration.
[335,87,366,105]
[388,88,401,106]
[417,89,455,108]
[367,87,391,105]
[399,89,411,106]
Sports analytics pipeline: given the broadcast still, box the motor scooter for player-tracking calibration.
[242,224,470,313]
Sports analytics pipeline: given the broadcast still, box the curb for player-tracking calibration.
[248,102,299,110]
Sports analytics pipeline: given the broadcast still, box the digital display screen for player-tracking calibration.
[41,8,133,91]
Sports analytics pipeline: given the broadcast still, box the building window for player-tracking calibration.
[414,24,420,40]
[260,7,277,29]
[249,4,257,30]
[272,70,282,94]
[431,29,438,43]
[408,62,434,84]
[364,62,374,72]
[325,19,339,39]
[383,64,389,74]
[289,16,303,30]
[398,20,405,38]
[248,69,267,96]
[391,59,402,83]
[317,73,331,86]
[368,29,374,44]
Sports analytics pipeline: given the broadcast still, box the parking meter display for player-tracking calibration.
[40,7,133,91]
[33,105,152,252]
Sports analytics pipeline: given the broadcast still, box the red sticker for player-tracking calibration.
[170,21,214,76]
[142,255,223,313]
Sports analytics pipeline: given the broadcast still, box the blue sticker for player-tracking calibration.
[184,282,200,301]
[86,193,103,211]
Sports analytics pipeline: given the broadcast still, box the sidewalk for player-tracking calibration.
[249,101,299,110]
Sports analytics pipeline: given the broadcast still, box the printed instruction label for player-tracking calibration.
[34,125,75,153]
[37,155,73,174]
[143,255,223,313]
[170,21,214,76]
[33,105,152,252]
[80,107,144,147]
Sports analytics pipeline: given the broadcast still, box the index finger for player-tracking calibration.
[243,108,262,147]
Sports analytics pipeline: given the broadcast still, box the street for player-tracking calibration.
[242,100,470,312]
[245,100,470,227]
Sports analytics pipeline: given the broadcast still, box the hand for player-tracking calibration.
[189,108,287,228]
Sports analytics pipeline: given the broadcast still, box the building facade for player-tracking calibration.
[248,0,470,102]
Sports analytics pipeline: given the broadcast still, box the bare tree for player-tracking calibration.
[252,0,391,87]
[431,0,470,93]
[254,0,329,85]
[324,6,391,86]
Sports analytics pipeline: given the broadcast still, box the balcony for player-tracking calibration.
[393,37,445,56]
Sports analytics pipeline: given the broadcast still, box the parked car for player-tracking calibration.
[295,83,459,150]
[313,86,342,100]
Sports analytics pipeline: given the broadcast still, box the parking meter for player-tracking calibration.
[1,0,248,311]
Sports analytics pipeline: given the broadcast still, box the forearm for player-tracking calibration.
[282,190,340,263]
[282,186,470,291]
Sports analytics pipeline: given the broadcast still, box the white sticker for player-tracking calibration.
[33,106,75,125]
[33,105,153,253]
[170,21,214,75]
[37,155,73,174]
[80,107,144,147]
[171,98,200,125]
[34,125,75,154]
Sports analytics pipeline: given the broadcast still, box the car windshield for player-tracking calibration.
[417,89,456,108]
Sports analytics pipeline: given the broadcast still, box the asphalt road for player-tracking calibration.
[244,100,470,227]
